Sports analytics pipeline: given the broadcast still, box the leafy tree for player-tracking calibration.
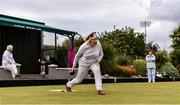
[101,26,146,59]
[170,25,180,49]
[147,41,160,52]
[170,49,180,67]
[170,25,180,67]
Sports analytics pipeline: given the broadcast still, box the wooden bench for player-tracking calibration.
[48,64,89,79]
[0,64,21,80]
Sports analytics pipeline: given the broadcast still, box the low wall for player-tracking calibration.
[0,64,21,80]
[48,64,90,79]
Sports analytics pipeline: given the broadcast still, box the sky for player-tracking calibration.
[0,0,180,51]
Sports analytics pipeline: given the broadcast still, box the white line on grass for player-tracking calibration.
[48,89,79,92]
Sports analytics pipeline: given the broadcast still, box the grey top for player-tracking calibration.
[145,54,156,69]
[73,41,104,67]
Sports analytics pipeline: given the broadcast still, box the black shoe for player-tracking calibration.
[97,90,106,95]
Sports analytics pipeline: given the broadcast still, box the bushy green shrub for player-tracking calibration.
[100,59,114,75]
[159,62,179,77]
[113,55,131,66]
[170,49,180,67]
[100,40,114,75]
[155,50,169,69]
[133,59,146,76]
[176,64,180,75]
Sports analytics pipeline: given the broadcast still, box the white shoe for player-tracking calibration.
[40,72,43,75]
[41,71,46,78]
[42,71,46,75]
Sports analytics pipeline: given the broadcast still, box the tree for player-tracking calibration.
[101,26,146,58]
[147,41,160,52]
[170,25,180,49]
[170,25,180,67]
[170,49,180,67]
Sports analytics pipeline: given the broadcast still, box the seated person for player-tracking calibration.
[2,45,20,79]
[39,52,51,77]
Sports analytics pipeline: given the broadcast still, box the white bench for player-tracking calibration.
[48,64,89,79]
[0,64,21,80]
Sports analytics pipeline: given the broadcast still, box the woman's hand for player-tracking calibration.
[87,37,93,43]
[69,66,75,73]
[96,60,100,66]
[69,66,75,75]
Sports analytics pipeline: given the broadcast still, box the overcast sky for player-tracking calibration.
[0,0,180,50]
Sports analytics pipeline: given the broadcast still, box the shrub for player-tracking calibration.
[100,59,114,75]
[155,50,169,69]
[111,66,136,77]
[159,62,179,77]
[100,39,115,75]
[133,59,146,76]
[170,49,180,67]
[113,55,131,66]
[176,64,180,75]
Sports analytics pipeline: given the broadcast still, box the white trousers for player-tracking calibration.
[4,64,18,79]
[147,68,156,82]
[67,63,103,90]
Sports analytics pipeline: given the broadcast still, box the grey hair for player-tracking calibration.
[6,45,13,51]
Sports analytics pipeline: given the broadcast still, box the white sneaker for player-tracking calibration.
[42,71,46,75]
[40,72,43,75]
[41,71,46,78]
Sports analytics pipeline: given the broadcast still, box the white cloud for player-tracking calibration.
[145,21,177,50]
[149,0,180,22]
[0,0,150,34]
[145,0,180,50]
[0,0,179,50]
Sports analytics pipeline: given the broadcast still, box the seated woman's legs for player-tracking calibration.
[40,65,46,75]
[5,64,18,79]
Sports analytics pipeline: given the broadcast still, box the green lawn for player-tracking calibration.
[1,82,180,104]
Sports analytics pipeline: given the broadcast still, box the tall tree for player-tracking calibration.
[170,25,180,67]
[147,41,160,52]
[170,25,180,49]
[101,26,146,58]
